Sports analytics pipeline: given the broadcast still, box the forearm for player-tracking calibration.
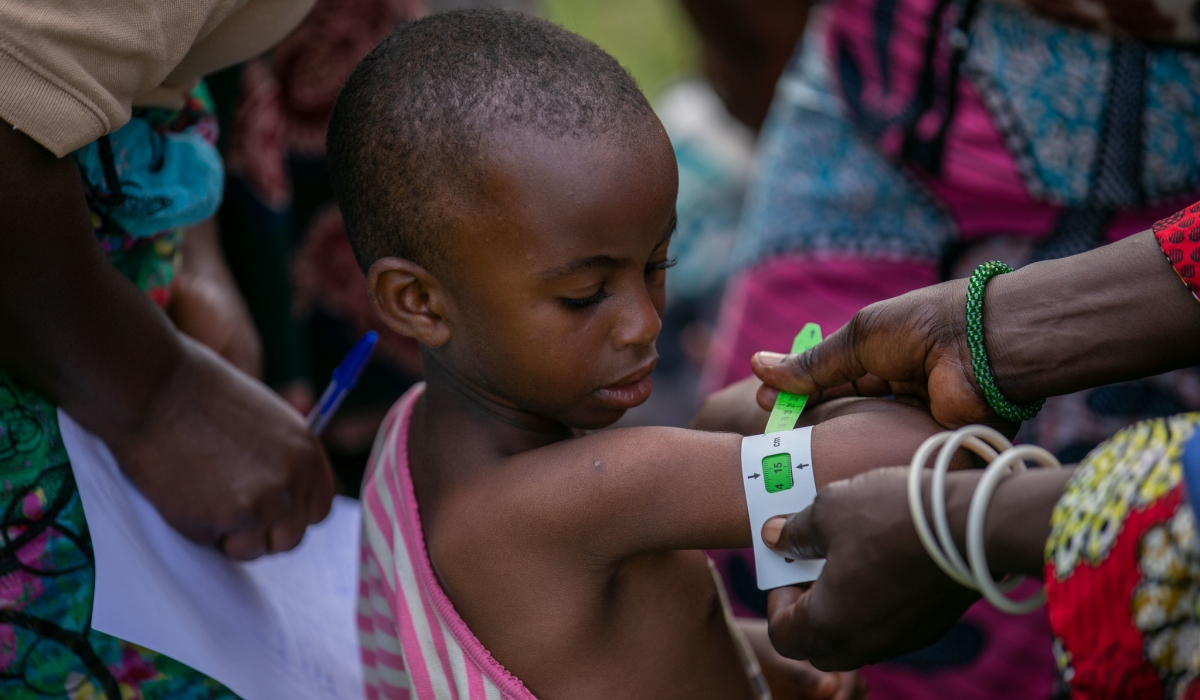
[939,467,1075,577]
[598,402,955,556]
[987,231,1200,403]
[0,122,183,437]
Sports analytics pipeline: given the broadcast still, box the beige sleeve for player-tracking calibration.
[0,0,250,157]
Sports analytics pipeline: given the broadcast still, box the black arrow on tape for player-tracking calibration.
[796,463,809,470]
[747,473,761,480]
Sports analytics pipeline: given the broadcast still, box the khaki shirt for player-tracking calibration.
[0,0,315,157]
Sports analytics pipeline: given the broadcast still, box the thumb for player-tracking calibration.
[762,507,827,561]
[751,321,867,397]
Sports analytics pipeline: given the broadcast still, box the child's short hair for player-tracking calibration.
[327,9,656,273]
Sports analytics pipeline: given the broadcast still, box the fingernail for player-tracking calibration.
[762,516,787,547]
[756,351,786,367]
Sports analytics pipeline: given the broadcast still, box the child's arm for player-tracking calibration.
[690,376,769,436]
[492,398,952,559]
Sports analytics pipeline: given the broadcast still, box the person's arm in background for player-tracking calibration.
[751,229,1200,430]
[0,122,333,559]
[171,218,263,379]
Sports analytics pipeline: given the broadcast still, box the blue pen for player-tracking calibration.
[306,331,379,436]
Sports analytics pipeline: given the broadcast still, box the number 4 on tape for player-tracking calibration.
[764,323,822,434]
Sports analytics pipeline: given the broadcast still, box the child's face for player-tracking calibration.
[433,124,678,429]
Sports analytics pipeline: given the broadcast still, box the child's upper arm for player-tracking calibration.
[497,426,751,559]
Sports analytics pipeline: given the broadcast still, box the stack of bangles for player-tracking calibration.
[906,426,1062,614]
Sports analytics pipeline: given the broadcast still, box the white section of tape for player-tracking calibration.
[740,428,824,590]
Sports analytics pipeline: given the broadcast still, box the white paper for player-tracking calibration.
[740,428,825,589]
[59,410,364,700]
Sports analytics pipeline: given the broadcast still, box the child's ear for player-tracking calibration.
[367,257,452,347]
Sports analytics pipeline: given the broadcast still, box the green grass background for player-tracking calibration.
[541,0,700,99]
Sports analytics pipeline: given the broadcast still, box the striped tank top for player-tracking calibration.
[357,384,770,699]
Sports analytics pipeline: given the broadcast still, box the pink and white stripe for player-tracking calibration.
[358,384,537,700]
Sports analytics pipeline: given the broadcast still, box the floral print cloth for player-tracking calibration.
[1045,414,1200,699]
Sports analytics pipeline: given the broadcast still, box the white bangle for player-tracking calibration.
[907,426,1063,614]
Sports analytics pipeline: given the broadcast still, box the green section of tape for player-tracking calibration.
[762,452,794,493]
[764,323,822,434]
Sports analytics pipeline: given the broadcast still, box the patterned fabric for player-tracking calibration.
[1153,200,1200,301]
[0,88,236,698]
[730,12,955,270]
[1013,0,1200,45]
[358,385,542,700]
[75,89,223,310]
[1044,414,1200,699]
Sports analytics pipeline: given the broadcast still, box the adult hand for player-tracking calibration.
[761,467,979,670]
[750,280,1003,431]
[738,618,866,700]
[171,219,263,378]
[750,231,1200,431]
[0,120,333,561]
[107,337,335,559]
[761,466,1073,669]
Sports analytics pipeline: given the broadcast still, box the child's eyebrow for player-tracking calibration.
[537,223,676,281]
[537,255,626,280]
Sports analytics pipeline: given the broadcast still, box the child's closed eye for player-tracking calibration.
[560,285,611,310]
[645,256,678,273]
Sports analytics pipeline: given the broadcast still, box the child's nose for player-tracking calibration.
[614,288,662,349]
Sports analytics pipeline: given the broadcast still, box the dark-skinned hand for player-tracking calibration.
[761,466,1074,670]
[759,467,980,671]
[749,231,1200,433]
[738,618,868,699]
[107,338,336,559]
[0,120,334,561]
[750,280,1006,432]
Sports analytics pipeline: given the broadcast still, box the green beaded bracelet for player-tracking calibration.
[965,261,1044,423]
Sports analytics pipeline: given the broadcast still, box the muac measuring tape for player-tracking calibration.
[739,323,825,590]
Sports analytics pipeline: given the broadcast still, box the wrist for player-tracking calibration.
[982,260,1066,405]
[983,467,1074,576]
[79,331,189,445]
[939,468,1072,578]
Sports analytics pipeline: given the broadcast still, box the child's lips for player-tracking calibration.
[595,367,655,410]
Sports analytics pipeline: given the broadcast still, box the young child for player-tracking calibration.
[328,10,947,699]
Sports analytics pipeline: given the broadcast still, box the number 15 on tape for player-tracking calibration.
[764,323,822,434]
